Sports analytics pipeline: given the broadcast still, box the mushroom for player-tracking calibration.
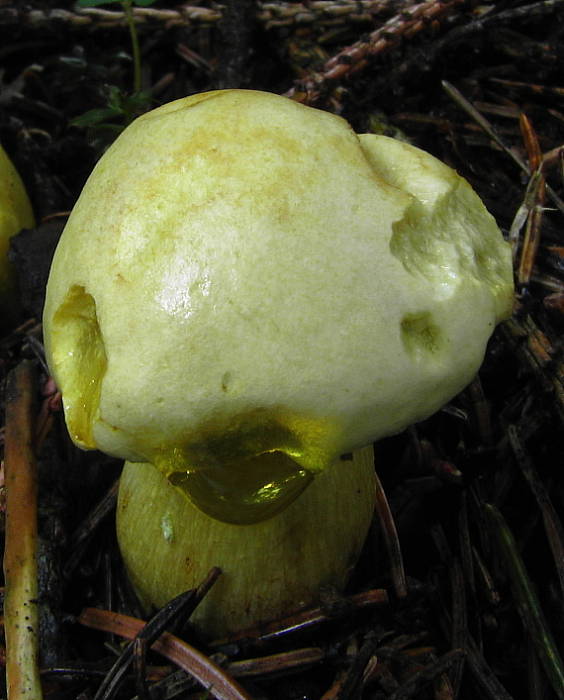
[43,89,513,636]
[0,145,34,325]
[118,447,376,637]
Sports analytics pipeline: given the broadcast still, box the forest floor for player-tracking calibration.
[1,1,564,699]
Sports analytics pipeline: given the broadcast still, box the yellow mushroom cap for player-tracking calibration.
[43,89,513,524]
[0,145,34,324]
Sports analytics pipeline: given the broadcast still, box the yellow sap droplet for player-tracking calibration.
[168,451,314,524]
[149,407,342,525]
[51,286,107,449]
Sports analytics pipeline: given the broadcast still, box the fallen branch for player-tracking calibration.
[3,361,42,700]
[286,0,467,104]
[0,1,400,32]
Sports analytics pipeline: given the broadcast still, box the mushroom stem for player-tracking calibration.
[116,446,376,638]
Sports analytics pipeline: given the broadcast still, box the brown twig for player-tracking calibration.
[229,646,327,678]
[516,113,546,286]
[334,634,379,699]
[286,0,468,104]
[0,4,221,30]
[0,1,402,32]
[209,587,389,650]
[3,361,43,700]
[517,168,546,286]
[509,170,545,264]
[374,469,408,599]
[92,571,222,700]
[78,607,253,700]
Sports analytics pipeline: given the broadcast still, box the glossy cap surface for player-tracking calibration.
[43,90,513,522]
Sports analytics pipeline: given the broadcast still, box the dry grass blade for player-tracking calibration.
[442,80,529,173]
[517,114,546,287]
[228,647,326,678]
[78,607,253,700]
[507,425,564,599]
[333,635,378,699]
[442,80,564,215]
[484,503,564,700]
[92,586,210,700]
[93,568,222,700]
[210,587,389,650]
[3,361,42,700]
[387,649,465,700]
[509,170,544,263]
[490,77,564,98]
[517,168,546,286]
[374,468,407,599]
[520,113,542,172]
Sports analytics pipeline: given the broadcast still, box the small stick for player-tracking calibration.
[78,607,253,700]
[228,646,326,678]
[335,635,379,699]
[442,80,529,174]
[517,114,546,286]
[210,587,389,649]
[374,468,407,599]
[93,572,221,700]
[287,0,466,104]
[442,80,564,215]
[517,169,546,286]
[0,1,402,33]
[3,361,43,700]
[520,113,542,171]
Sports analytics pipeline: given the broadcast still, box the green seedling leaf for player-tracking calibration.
[106,84,126,111]
[72,0,153,145]
[71,107,123,128]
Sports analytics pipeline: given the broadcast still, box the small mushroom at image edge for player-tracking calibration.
[0,144,35,327]
[42,89,514,638]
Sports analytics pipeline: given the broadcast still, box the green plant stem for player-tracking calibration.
[123,0,142,93]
